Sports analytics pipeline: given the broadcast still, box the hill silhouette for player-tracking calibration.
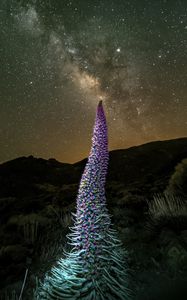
[1,137,187,199]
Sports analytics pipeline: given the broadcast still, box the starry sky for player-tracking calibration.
[0,0,187,163]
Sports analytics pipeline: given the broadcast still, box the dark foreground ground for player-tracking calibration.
[0,138,187,299]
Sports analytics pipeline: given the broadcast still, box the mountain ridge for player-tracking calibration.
[0,137,186,195]
[1,137,187,167]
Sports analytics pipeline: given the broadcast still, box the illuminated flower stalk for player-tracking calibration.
[35,101,130,299]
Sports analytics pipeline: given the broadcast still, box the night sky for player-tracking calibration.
[0,0,187,163]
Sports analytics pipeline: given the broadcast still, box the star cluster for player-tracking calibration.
[0,0,187,163]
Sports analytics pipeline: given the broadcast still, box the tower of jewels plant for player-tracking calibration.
[35,101,130,300]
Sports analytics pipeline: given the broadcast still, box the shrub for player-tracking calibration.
[8,213,49,244]
[148,193,187,231]
[166,158,187,196]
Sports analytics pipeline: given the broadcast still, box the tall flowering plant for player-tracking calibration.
[35,101,130,300]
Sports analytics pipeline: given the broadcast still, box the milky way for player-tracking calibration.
[0,0,187,163]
